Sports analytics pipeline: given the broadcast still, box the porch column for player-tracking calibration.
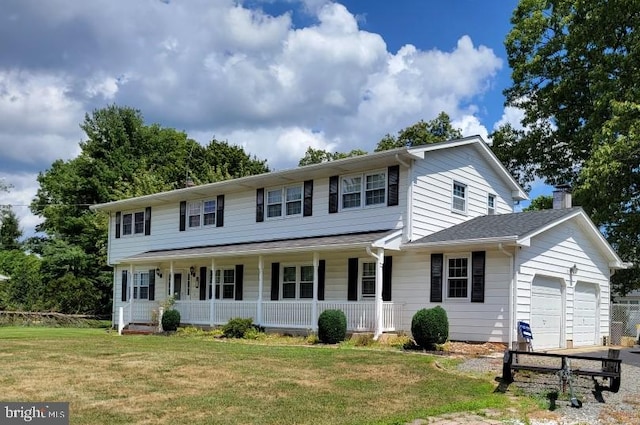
[128,263,134,323]
[169,261,175,297]
[312,252,319,331]
[210,258,216,327]
[257,256,264,326]
[375,248,385,340]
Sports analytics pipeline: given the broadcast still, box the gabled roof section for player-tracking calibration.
[90,147,421,212]
[118,230,397,264]
[408,135,528,201]
[406,207,625,268]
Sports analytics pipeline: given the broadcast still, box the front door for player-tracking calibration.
[174,273,182,300]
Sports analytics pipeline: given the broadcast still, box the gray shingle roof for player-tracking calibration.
[409,208,583,245]
[121,229,394,263]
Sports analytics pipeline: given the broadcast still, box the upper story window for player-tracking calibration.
[446,255,469,299]
[267,186,302,218]
[487,194,496,215]
[342,171,386,210]
[282,264,313,299]
[188,200,217,228]
[118,208,151,238]
[452,181,467,213]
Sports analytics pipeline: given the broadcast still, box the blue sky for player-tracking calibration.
[0,0,539,235]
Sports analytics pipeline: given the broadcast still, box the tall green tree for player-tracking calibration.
[298,147,367,166]
[31,105,270,314]
[374,112,463,151]
[498,0,640,293]
[0,208,22,251]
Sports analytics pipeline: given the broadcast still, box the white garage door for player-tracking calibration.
[531,277,563,349]
[573,282,598,346]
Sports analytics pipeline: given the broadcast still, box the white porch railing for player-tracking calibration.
[117,303,131,335]
[127,300,398,333]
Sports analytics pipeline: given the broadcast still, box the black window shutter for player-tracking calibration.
[145,207,152,235]
[270,262,280,300]
[216,195,225,227]
[347,258,358,301]
[121,270,128,302]
[115,212,121,239]
[256,188,265,222]
[199,266,207,301]
[471,251,486,303]
[329,175,339,213]
[303,180,313,217]
[179,201,186,231]
[387,165,400,206]
[318,259,326,301]
[382,256,393,301]
[235,264,244,300]
[148,269,156,301]
[430,253,443,303]
[209,270,213,299]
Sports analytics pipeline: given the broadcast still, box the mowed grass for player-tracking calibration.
[0,327,516,424]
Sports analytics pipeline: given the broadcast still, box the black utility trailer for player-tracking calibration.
[502,349,622,393]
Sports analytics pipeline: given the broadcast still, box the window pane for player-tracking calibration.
[223,269,235,284]
[267,189,282,204]
[362,262,376,296]
[286,200,301,215]
[215,269,221,284]
[267,204,282,218]
[448,257,468,298]
[203,200,216,225]
[300,266,314,282]
[123,214,132,235]
[366,173,385,190]
[300,282,313,298]
[134,212,145,234]
[342,177,361,193]
[365,189,385,205]
[283,266,296,282]
[342,193,361,209]
[283,282,296,298]
[453,183,466,212]
[188,202,201,227]
[223,284,234,299]
[286,186,302,201]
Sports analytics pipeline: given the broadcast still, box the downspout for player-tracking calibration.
[366,246,384,340]
[499,243,515,350]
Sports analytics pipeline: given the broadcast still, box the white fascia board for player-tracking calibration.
[402,236,519,250]
[372,229,403,250]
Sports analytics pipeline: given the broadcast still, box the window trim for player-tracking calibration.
[280,264,314,300]
[214,268,236,300]
[487,194,496,215]
[340,170,387,211]
[122,210,147,236]
[359,259,377,299]
[187,199,218,229]
[445,254,471,300]
[452,181,467,214]
[266,185,303,219]
[133,271,150,300]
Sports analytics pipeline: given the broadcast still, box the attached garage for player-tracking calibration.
[531,276,563,349]
[573,282,599,346]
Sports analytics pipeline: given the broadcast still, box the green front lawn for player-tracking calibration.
[0,328,526,424]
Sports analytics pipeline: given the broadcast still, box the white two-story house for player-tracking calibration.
[91,136,626,349]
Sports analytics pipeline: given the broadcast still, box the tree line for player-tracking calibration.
[1,0,638,313]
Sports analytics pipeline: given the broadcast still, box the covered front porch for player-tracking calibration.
[121,299,398,332]
[115,230,403,336]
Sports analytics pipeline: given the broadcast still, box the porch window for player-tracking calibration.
[452,181,466,213]
[281,265,313,299]
[446,256,469,298]
[361,262,376,298]
[188,202,201,227]
[215,269,235,299]
[133,272,150,300]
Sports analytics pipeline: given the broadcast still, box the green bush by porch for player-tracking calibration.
[317,309,347,344]
[161,309,181,331]
[411,306,449,349]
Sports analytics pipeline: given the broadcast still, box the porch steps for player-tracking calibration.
[122,323,156,335]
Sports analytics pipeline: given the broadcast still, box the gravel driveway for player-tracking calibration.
[457,348,640,424]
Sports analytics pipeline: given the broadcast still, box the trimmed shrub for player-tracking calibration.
[411,306,449,349]
[318,309,347,344]
[222,317,254,338]
[161,309,181,332]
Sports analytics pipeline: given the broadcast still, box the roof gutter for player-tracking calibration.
[402,236,519,250]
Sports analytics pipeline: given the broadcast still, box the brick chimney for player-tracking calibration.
[552,184,572,209]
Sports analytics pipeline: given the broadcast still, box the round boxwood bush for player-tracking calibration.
[222,317,254,338]
[411,306,449,349]
[161,309,181,332]
[318,309,347,344]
